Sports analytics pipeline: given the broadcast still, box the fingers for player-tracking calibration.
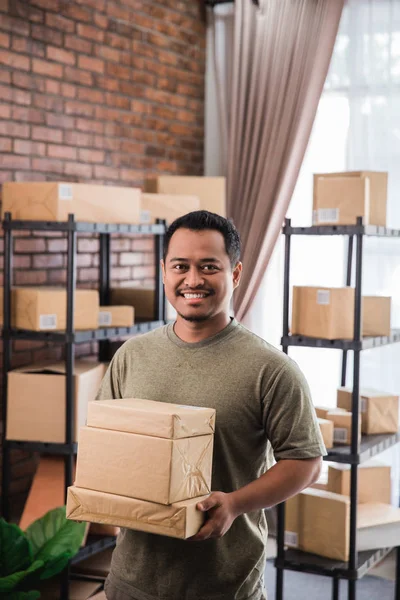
[197,493,222,512]
[188,521,217,542]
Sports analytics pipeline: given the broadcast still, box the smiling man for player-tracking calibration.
[97,210,326,600]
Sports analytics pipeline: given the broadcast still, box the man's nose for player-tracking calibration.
[184,267,204,288]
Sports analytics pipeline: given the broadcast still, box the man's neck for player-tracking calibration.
[173,314,231,344]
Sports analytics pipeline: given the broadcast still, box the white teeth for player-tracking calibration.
[183,293,206,299]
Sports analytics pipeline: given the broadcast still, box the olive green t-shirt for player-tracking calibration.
[96,319,326,600]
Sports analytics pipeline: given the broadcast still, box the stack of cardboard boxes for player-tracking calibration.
[67,398,216,540]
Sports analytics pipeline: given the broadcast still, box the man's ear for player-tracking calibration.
[161,259,166,284]
[233,262,242,289]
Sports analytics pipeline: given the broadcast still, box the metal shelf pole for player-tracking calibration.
[155,219,166,322]
[98,232,111,362]
[341,235,354,387]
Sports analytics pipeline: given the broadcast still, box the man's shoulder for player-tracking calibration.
[234,323,289,361]
[116,324,168,358]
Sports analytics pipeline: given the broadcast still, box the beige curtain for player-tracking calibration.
[222,0,344,320]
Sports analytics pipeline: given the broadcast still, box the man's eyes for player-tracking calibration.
[172,264,219,272]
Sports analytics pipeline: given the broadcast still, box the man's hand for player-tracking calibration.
[188,492,240,542]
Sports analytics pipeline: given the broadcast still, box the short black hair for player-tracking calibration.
[163,210,241,267]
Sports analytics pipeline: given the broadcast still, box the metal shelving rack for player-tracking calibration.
[275,217,400,600]
[0,212,167,599]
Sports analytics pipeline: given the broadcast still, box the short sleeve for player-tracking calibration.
[262,358,327,461]
[95,348,125,401]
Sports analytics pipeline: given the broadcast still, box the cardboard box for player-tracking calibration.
[362,296,391,337]
[98,305,134,328]
[315,406,347,420]
[284,494,301,548]
[2,181,141,224]
[67,486,208,539]
[87,398,216,439]
[313,171,387,226]
[39,579,102,600]
[0,287,99,331]
[337,387,399,434]
[6,361,106,443]
[326,410,361,446]
[144,176,226,217]
[317,418,334,449]
[140,193,200,224]
[75,425,213,504]
[71,548,113,579]
[110,286,176,322]
[291,286,355,339]
[327,463,391,504]
[357,503,400,551]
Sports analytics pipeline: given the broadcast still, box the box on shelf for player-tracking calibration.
[312,171,387,226]
[38,578,102,600]
[362,296,391,337]
[67,486,207,540]
[0,287,99,331]
[140,193,200,225]
[326,410,361,446]
[1,182,141,224]
[110,286,176,322]
[75,399,215,505]
[6,361,106,443]
[315,406,347,420]
[71,547,113,579]
[337,387,399,435]
[98,305,134,328]
[327,463,391,504]
[317,417,334,449]
[144,176,226,217]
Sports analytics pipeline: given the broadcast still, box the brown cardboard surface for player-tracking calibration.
[313,171,387,226]
[0,287,99,330]
[87,398,216,439]
[362,296,391,337]
[67,486,208,539]
[326,410,361,446]
[7,361,106,443]
[110,287,154,320]
[327,463,391,504]
[317,418,334,449]
[90,593,106,600]
[2,181,141,224]
[39,578,102,600]
[337,387,399,434]
[75,426,213,504]
[144,176,226,217]
[315,406,347,419]
[141,193,200,224]
[291,286,355,339]
[72,547,113,578]
[284,495,301,548]
[98,305,134,328]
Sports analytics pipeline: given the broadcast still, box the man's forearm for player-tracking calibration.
[231,457,322,516]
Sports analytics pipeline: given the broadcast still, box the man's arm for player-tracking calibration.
[190,456,322,541]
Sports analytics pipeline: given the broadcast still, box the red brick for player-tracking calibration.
[64,66,93,86]
[61,83,76,98]
[46,46,75,66]
[65,100,94,118]
[12,89,31,106]
[62,3,92,23]
[111,266,131,280]
[12,72,45,91]
[32,126,63,143]
[77,268,98,283]
[77,253,92,268]
[13,255,31,268]
[33,93,63,112]
[12,36,45,58]
[32,158,63,174]
[94,13,108,29]
[0,49,30,70]
[0,15,29,35]
[0,103,11,118]
[47,238,67,253]
[14,170,47,182]
[120,169,142,183]
[105,62,130,81]
[105,92,130,110]
[76,0,104,10]
[12,106,44,123]
[104,32,131,51]
[47,144,77,160]
[120,140,144,154]
[78,55,104,74]
[94,165,119,180]
[9,1,44,23]
[14,269,47,285]
[0,32,10,48]
[77,87,104,104]
[0,0,8,12]
[44,80,61,95]
[93,135,120,151]
[77,24,104,42]
[64,131,93,147]
[47,270,66,284]
[0,154,30,169]
[0,169,12,183]
[14,139,46,156]
[46,113,74,129]
[111,239,130,252]
[31,24,63,46]
[31,0,60,9]
[32,58,63,79]
[45,13,75,33]
[76,118,103,134]
[133,265,155,279]
[33,253,64,268]
[95,75,119,92]
[95,44,119,62]
[0,137,11,151]
[0,70,11,84]
[78,238,99,253]
[78,148,104,163]
[15,237,46,253]
[94,106,121,122]
[64,162,93,178]
[64,35,92,55]
[119,252,141,266]
[0,121,29,138]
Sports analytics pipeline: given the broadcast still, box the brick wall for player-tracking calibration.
[0,0,206,516]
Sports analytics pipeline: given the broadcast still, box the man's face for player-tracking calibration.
[162,228,242,323]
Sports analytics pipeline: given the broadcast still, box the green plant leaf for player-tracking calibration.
[2,590,41,600]
[0,560,44,592]
[39,552,70,581]
[0,519,33,577]
[25,507,86,567]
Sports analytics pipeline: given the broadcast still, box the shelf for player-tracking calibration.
[324,431,400,465]
[6,320,164,343]
[71,535,116,566]
[281,330,400,351]
[283,223,400,237]
[275,546,392,580]
[5,440,77,454]
[2,219,166,234]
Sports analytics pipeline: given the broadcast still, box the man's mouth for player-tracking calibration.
[182,292,208,299]
[176,290,213,299]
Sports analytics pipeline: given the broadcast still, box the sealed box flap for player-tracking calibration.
[11,360,102,377]
[87,398,216,439]
[358,503,400,529]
